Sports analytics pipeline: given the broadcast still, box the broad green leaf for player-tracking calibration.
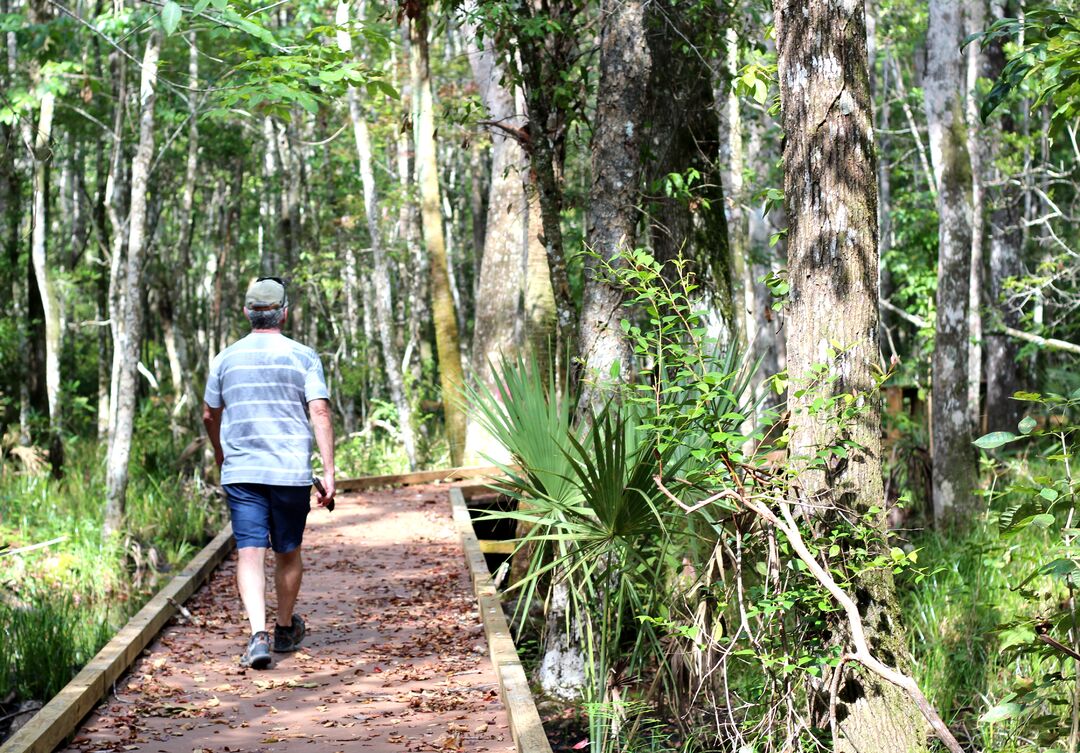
[1039,487,1059,502]
[1018,415,1037,434]
[161,0,182,35]
[193,0,210,12]
[980,702,1022,724]
[973,431,1019,449]
[1031,513,1055,528]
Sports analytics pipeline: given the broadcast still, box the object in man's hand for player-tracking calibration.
[312,476,334,512]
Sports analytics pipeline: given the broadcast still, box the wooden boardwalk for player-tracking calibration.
[54,483,516,753]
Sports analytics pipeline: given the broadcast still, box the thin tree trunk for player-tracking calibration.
[337,0,418,469]
[410,6,467,465]
[774,0,929,748]
[924,0,976,524]
[982,0,1024,432]
[965,0,987,432]
[104,30,161,538]
[0,0,28,445]
[573,0,651,419]
[260,116,280,274]
[720,28,750,349]
[30,90,64,476]
[103,52,128,443]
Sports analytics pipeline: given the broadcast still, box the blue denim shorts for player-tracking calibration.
[223,483,311,554]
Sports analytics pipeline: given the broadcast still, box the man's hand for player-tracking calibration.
[313,474,336,508]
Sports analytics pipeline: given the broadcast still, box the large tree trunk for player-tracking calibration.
[410,6,467,466]
[514,0,576,376]
[924,0,976,524]
[104,30,161,538]
[337,0,418,469]
[774,0,928,749]
[463,17,528,462]
[573,0,651,419]
[524,175,557,371]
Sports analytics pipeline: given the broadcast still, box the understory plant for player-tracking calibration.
[972,388,1080,751]
[469,250,971,752]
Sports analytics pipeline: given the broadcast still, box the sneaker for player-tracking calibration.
[273,615,306,653]
[241,631,272,669]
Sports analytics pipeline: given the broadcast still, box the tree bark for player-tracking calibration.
[981,0,1025,433]
[513,0,576,374]
[410,6,467,465]
[574,0,651,419]
[338,0,418,469]
[30,89,64,475]
[463,16,528,462]
[965,0,987,432]
[774,0,928,749]
[104,30,161,538]
[924,0,977,524]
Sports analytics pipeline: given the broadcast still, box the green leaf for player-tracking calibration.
[973,431,1019,450]
[980,702,1023,724]
[210,0,228,9]
[192,0,210,12]
[1039,487,1059,502]
[1031,513,1055,528]
[161,0,182,35]
[1018,416,1037,434]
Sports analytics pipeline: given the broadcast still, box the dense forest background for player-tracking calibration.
[2,0,1080,749]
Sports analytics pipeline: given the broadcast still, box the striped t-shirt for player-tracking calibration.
[204,332,330,486]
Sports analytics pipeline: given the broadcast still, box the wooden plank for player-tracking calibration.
[337,465,504,492]
[478,540,516,555]
[448,488,553,753]
[1,524,235,753]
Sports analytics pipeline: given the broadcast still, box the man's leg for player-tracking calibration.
[237,546,268,634]
[274,548,303,628]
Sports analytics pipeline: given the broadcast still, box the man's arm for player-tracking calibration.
[309,398,336,506]
[202,403,225,467]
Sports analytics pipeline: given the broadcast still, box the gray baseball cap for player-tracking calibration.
[245,277,288,310]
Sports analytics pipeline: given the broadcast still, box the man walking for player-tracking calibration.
[202,277,336,669]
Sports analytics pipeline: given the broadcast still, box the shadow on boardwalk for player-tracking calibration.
[60,484,514,753]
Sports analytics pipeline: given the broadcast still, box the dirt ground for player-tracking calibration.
[59,483,514,753]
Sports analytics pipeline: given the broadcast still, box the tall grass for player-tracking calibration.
[0,432,224,703]
[901,514,1074,749]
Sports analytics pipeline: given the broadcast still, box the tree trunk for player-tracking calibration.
[720,28,750,350]
[410,6,467,466]
[463,17,528,462]
[965,0,987,432]
[774,0,928,749]
[524,175,558,371]
[924,0,976,524]
[338,0,418,469]
[260,116,281,274]
[30,90,64,476]
[514,0,576,375]
[574,0,651,419]
[981,0,1024,433]
[104,30,161,538]
[104,52,128,443]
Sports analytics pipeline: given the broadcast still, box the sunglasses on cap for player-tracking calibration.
[250,276,289,309]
